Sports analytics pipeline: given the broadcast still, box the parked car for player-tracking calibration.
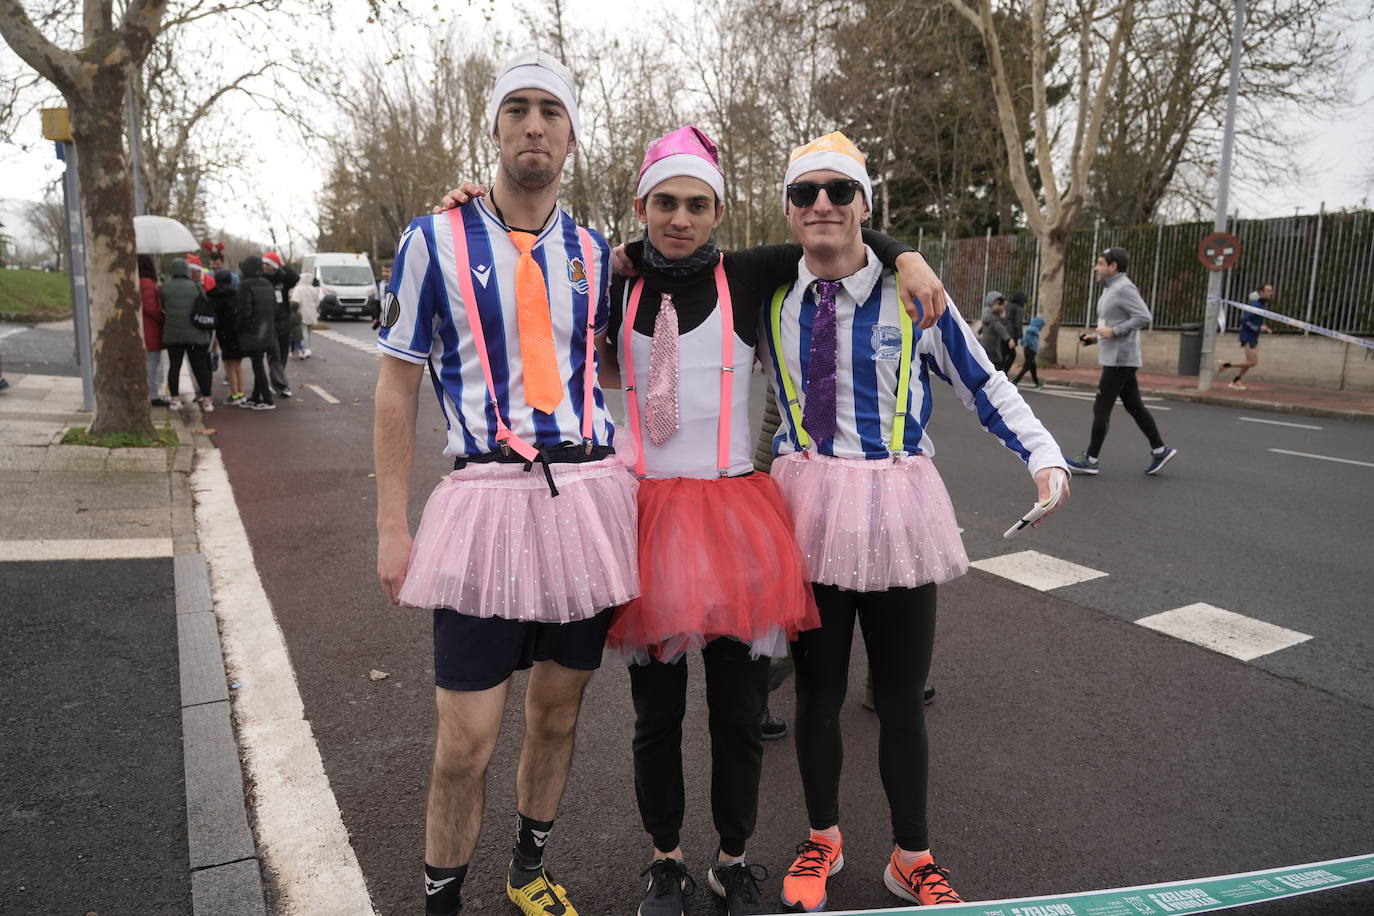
[303,252,377,320]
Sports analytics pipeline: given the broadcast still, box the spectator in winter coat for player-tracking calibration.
[261,250,299,397]
[289,276,322,358]
[979,302,1012,368]
[978,289,1005,328]
[160,258,215,412]
[236,255,279,409]
[138,254,168,407]
[1011,314,1046,388]
[209,268,245,404]
[1003,291,1027,371]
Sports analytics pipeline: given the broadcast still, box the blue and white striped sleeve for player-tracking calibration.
[923,302,1067,476]
[377,217,439,364]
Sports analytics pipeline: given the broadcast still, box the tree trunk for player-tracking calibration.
[72,88,154,437]
[1035,230,1068,366]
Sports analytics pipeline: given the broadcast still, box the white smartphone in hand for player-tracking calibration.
[1003,469,1066,539]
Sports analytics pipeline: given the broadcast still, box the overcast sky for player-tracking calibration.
[3,0,1371,247]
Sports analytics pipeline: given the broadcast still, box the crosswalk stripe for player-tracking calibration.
[306,384,340,405]
[0,538,174,561]
[1136,603,1312,661]
[969,549,1108,591]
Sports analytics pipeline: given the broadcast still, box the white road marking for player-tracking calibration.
[970,549,1108,591]
[0,538,173,561]
[1268,448,1374,469]
[1031,388,1170,409]
[307,384,340,405]
[0,326,28,342]
[1136,603,1313,661]
[314,328,381,357]
[191,450,375,915]
[1239,416,1323,430]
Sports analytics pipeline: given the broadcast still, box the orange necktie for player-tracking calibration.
[508,231,564,415]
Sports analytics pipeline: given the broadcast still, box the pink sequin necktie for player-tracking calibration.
[646,292,680,445]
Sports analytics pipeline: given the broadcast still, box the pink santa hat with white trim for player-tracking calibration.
[635,126,726,201]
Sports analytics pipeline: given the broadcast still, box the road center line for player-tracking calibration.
[1268,448,1374,468]
[306,384,340,405]
[1239,416,1323,430]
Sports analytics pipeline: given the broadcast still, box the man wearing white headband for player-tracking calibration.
[374,50,635,916]
[762,132,1071,911]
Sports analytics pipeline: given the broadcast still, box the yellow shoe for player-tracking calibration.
[506,862,578,916]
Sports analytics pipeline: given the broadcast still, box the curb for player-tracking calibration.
[1043,377,1374,423]
[169,406,269,916]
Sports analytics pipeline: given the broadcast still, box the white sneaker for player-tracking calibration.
[1227,381,1247,391]
[200,398,215,413]
[168,399,183,411]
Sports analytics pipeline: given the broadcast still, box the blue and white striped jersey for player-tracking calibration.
[759,247,1065,474]
[377,198,615,458]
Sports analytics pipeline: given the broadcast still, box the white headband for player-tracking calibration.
[487,51,581,142]
[636,153,725,201]
[783,151,872,212]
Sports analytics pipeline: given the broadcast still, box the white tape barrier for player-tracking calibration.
[1213,297,1374,350]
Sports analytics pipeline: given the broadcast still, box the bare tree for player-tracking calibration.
[0,0,174,435]
[28,181,66,268]
[946,0,1134,363]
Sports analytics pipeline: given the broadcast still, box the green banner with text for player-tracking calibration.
[773,853,1374,916]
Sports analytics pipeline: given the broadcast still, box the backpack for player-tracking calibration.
[191,290,217,329]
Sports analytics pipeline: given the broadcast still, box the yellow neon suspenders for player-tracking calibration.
[768,274,914,455]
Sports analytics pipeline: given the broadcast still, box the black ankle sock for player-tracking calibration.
[1221,362,1232,369]
[513,811,554,871]
[424,863,466,915]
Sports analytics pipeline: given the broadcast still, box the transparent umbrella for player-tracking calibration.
[133,215,198,254]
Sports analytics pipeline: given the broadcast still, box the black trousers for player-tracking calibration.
[629,637,770,857]
[166,344,211,398]
[247,349,273,403]
[793,583,936,851]
[269,324,291,391]
[1012,348,1039,385]
[1088,365,1164,457]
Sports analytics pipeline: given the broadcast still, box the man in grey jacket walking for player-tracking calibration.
[1065,247,1178,476]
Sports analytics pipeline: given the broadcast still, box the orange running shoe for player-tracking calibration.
[883,849,964,906]
[780,833,844,912]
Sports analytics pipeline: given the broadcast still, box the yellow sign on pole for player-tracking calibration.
[41,108,73,142]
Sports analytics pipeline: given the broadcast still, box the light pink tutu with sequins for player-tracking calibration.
[770,452,968,591]
[397,457,640,622]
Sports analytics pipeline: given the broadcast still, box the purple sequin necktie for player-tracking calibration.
[803,279,841,443]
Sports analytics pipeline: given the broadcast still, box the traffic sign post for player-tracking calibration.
[51,112,95,412]
[1198,232,1242,271]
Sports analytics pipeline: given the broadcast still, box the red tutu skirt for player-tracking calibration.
[607,472,820,663]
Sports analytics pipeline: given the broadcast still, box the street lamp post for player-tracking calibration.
[1199,0,1247,391]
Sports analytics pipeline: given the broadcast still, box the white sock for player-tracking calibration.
[810,826,841,844]
[896,847,933,866]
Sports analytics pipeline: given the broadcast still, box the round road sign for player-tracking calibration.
[1198,232,1242,271]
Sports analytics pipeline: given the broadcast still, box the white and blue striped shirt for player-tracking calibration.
[378,198,615,458]
[759,247,1065,475]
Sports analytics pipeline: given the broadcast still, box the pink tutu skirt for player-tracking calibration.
[770,452,968,592]
[607,473,820,664]
[398,457,639,623]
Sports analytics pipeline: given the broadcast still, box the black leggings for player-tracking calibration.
[793,583,936,851]
[166,344,211,398]
[247,350,273,403]
[1012,348,1039,385]
[629,637,770,857]
[1088,365,1164,457]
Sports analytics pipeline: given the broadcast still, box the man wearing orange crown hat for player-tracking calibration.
[760,132,1071,911]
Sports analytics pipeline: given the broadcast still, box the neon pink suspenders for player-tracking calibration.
[445,207,599,462]
[621,257,734,478]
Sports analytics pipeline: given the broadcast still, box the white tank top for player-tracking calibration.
[623,305,755,479]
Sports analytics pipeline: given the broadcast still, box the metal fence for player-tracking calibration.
[913,209,1374,335]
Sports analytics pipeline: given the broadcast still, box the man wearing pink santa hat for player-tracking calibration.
[760,132,1072,911]
[373,51,636,916]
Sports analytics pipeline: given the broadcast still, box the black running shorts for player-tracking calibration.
[432,607,614,691]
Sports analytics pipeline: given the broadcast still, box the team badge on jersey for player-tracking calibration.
[381,291,401,329]
[567,257,589,295]
[871,324,903,360]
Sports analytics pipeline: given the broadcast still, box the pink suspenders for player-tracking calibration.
[621,257,734,478]
[445,207,599,462]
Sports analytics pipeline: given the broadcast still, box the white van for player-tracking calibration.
[302,252,377,320]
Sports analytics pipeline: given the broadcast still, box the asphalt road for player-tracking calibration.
[192,317,1374,916]
[0,320,84,378]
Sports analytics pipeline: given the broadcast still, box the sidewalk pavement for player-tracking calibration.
[0,364,1368,915]
[1035,365,1374,422]
[0,372,266,915]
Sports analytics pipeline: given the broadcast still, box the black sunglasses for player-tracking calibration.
[786,179,863,209]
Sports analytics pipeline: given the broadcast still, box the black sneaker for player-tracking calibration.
[252,399,276,411]
[638,857,692,916]
[277,387,293,398]
[761,708,787,740]
[1066,452,1100,475]
[707,861,768,916]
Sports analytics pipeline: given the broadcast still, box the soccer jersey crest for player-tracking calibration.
[871,324,903,360]
[567,256,589,294]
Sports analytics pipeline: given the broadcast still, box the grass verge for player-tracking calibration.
[0,268,72,322]
[61,424,179,449]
